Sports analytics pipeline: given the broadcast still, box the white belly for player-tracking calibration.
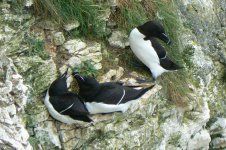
[129,28,167,78]
[85,100,138,114]
[44,90,84,124]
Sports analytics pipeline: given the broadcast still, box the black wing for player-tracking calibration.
[120,85,155,104]
[149,37,166,59]
[86,82,124,104]
[160,56,182,70]
[49,92,92,122]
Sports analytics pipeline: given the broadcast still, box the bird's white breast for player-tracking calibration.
[129,28,160,66]
[85,99,138,114]
[44,90,83,124]
[129,28,167,78]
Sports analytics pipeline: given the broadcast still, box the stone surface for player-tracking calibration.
[67,56,82,68]
[93,63,102,70]
[64,39,87,54]
[108,30,129,48]
[0,53,32,150]
[53,32,65,46]
[25,0,33,7]
[0,0,226,149]
[63,20,80,31]
[187,130,211,150]
[209,118,226,149]
[101,67,124,82]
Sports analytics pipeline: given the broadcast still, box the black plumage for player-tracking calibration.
[137,21,171,44]
[149,37,182,70]
[73,72,155,105]
[129,20,182,79]
[45,69,92,123]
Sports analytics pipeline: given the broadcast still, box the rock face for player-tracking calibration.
[108,30,129,48]
[208,118,226,149]
[0,0,225,150]
[0,53,32,150]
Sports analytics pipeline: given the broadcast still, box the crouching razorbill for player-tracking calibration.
[73,71,155,114]
[44,69,92,124]
[129,21,182,79]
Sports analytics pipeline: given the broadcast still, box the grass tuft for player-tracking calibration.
[152,0,194,109]
[25,37,50,60]
[76,60,97,77]
[111,0,148,33]
[153,0,183,64]
[33,0,103,36]
[159,72,192,108]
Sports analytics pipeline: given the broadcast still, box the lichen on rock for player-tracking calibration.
[0,0,226,149]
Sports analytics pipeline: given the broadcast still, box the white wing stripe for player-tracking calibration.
[60,103,74,114]
[117,89,125,105]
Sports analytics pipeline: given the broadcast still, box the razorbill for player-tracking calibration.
[73,71,155,114]
[44,69,92,124]
[129,21,181,79]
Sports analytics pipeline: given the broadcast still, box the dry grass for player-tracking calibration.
[33,0,102,36]
[159,72,192,108]
[116,0,132,7]
[143,0,156,18]
[110,0,148,32]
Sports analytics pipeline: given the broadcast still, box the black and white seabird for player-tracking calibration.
[129,21,181,79]
[73,71,155,114]
[44,69,92,124]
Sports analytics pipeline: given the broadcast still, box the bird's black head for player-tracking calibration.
[72,71,99,91]
[137,21,171,44]
[49,69,69,96]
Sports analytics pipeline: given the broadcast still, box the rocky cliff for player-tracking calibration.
[0,0,225,149]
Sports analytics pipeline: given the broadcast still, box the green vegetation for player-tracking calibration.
[152,0,194,109]
[76,60,97,77]
[25,37,50,60]
[153,0,182,64]
[9,34,49,60]
[111,0,148,33]
[33,0,104,37]
[168,132,181,146]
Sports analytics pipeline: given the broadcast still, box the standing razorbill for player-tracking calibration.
[73,71,155,114]
[44,69,92,124]
[129,21,181,79]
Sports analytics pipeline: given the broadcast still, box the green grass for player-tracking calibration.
[153,0,183,64]
[152,0,195,109]
[108,1,196,110]
[111,0,148,33]
[8,33,50,60]
[33,0,104,37]
[76,60,97,77]
[25,37,50,60]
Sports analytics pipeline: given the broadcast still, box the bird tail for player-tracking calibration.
[160,56,183,70]
[135,84,155,99]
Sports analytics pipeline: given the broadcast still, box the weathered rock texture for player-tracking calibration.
[0,0,225,150]
[0,54,32,150]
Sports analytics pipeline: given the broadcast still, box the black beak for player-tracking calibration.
[161,33,171,45]
[72,69,85,81]
[60,68,69,79]
[72,69,79,76]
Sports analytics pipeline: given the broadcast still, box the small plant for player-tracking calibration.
[77,60,97,77]
[23,36,50,60]
[33,0,104,37]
